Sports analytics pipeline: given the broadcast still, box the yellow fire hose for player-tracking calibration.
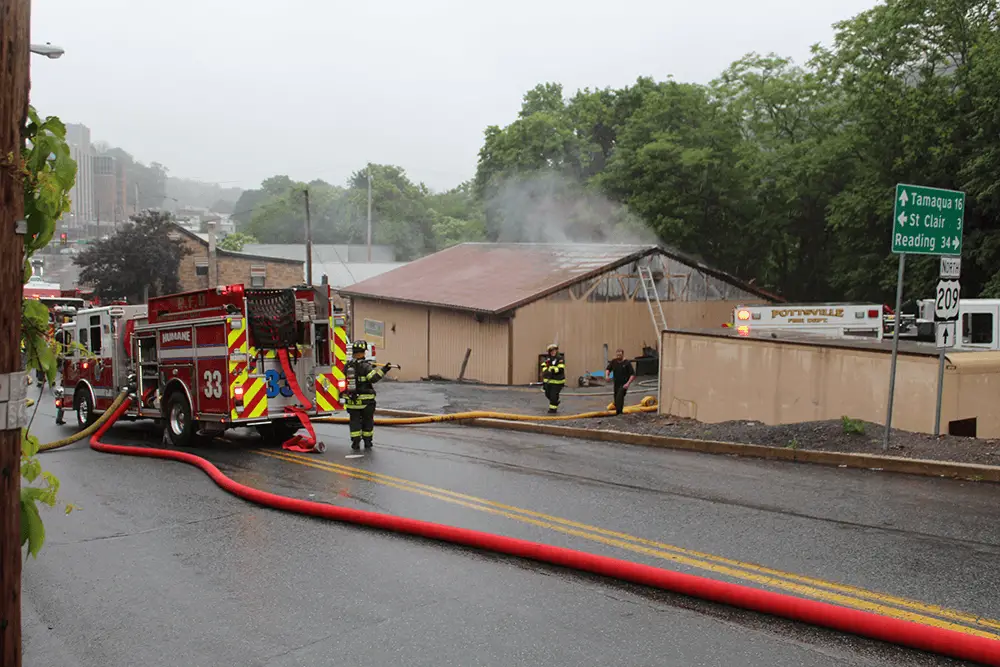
[38,391,130,452]
[33,392,657,452]
[315,395,660,425]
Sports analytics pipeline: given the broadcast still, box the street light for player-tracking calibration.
[30,42,64,59]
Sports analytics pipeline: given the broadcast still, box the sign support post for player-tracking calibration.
[933,349,946,436]
[885,184,965,451]
[933,257,961,436]
[883,254,906,451]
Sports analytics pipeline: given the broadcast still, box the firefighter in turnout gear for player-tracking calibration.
[540,343,566,414]
[344,340,392,450]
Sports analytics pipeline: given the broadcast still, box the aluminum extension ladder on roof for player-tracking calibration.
[638,265,667,337]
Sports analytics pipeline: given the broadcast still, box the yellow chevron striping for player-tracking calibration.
[243,377,269,419]
[315,375,336,412]
[228,317,250,420]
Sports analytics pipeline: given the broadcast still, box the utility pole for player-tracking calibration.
[0,2,31,665]
[304,188,312,286]
[366,165,372,263]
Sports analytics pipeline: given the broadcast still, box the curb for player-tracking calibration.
[375,408,1000,484]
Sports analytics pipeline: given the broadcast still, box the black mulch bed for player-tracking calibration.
[552,412,1000,468]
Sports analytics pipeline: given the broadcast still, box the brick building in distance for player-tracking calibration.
[167,223,304,291]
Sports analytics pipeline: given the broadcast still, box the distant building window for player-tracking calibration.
[195,259,209,277]
[250,264,266,288]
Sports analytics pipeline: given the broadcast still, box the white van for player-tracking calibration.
[915,298,1000,350]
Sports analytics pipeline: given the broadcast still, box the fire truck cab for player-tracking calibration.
[56,283,348,447]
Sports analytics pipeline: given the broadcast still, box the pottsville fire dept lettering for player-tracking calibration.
[770,308,845,319]
[770,308,844,324]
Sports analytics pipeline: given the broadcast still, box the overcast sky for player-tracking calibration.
[29,0,879,194]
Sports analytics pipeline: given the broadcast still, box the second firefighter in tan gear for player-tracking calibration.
[540,343,565,413]
[344,340,393,450]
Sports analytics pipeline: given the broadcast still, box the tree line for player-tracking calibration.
[160,1,1000,305]
[230,169,485,261]
[235,2,1000,304]
[474,0,1000,305]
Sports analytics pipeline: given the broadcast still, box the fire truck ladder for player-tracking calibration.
[638,265,667,337]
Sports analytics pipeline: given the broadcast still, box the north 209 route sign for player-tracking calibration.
[891,184,965,256]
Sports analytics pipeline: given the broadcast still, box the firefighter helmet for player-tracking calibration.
[351,340,368,354]
[547,343,558,351]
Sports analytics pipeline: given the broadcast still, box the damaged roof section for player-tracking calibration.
[339,242,776,314]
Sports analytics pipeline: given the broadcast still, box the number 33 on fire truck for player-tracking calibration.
[202,370,223,399]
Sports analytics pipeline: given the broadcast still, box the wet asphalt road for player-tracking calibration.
[20,396,1000,666]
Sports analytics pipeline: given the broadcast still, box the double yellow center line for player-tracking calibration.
[256,448,1000,639]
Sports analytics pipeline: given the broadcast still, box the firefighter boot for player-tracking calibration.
[363,437,373,449]
[351,437,361,451]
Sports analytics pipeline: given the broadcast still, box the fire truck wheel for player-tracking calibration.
[74,391,95,428]
[164,392,195,447]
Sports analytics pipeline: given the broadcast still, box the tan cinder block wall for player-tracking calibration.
[349,299,512,383]
[511,299,745,386]
[176,236,303,292]
[936,354,1000,438]
[658,331,1000,438]
[350,298,430,381]
[428,309,509,384]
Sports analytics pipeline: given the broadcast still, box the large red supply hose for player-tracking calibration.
[276,347,323,453]
[86,396,1000,665]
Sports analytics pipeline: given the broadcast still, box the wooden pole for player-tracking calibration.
[0,2,30,665]
[304,188,312,286]
[457,348,472,382]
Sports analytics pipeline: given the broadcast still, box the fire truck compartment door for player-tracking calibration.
[257,353,318,409]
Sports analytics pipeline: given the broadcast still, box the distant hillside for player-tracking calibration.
[165,177,242,213]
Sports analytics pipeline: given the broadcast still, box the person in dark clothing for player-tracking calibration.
[605,348,635,415]
[343,340,393,450]
[53,326,69,425]
[540,343,566,414]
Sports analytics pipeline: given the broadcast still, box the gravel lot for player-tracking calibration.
[377,380,1000,468]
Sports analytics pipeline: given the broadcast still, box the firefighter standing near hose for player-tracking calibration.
[344,340,393,450]
[53,323,69,425]
[540,343,566,414]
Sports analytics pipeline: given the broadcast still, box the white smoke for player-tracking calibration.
[484,171,659,246]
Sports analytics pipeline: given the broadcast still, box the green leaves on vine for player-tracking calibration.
[22,107,76,257]
[19,105,77,558]
[19,428,60,558]
[22,298,57,385]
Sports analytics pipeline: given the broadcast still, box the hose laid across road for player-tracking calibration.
[32,393,1000,665]
[38,391,129,452]
[316,395,660,425]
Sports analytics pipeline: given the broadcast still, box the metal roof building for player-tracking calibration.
[339,242,774,385]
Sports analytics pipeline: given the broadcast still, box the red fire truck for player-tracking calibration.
[54,283,350,448]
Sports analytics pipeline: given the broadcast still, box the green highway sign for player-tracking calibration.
[891,184,965,256]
